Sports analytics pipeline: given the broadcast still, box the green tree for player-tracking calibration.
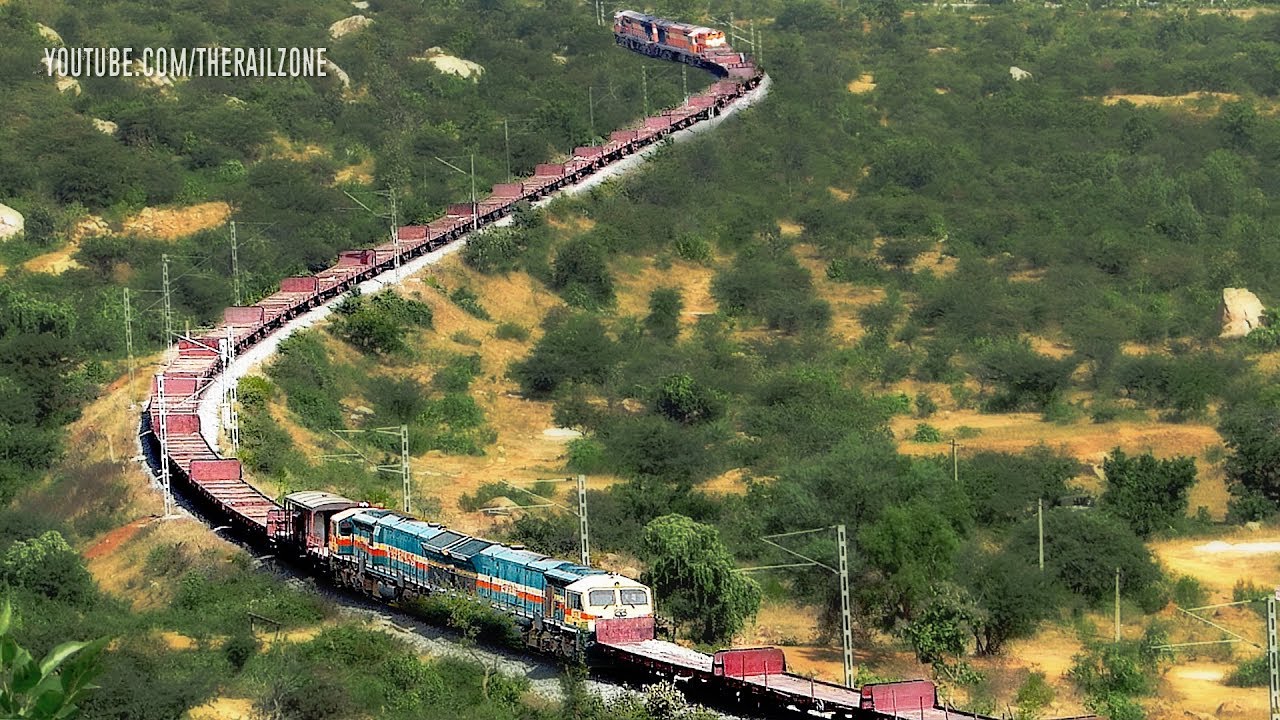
[551,237,614,308]
[653,374,722,425]
[0,600,106,719]
[21,206,56,247]
[901,586,973,667]
[858,499,961,620]
[511,311,618,396]
[0,531,94,607]
[1220,401,1280,519]
[963,549,1054,656]
[640,515,761,645]
[1100,449,1197,537]
[645,287,683,343]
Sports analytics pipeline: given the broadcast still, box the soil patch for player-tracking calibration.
[123,202,231,240]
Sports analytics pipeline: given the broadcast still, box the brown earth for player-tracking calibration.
[123,201,231,240]
[848,74,876,94]
[188,697,257,720]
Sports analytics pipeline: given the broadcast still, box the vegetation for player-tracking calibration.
[640,515,761,645]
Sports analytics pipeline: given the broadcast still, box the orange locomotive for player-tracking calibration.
[614,10,730,66]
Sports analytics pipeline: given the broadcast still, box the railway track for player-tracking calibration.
[137,12,1096,720]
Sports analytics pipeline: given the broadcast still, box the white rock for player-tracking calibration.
[1009,66,1032,81]
[351,0,370,8]
[0,204,24,241]
[1220,287,1266,338]
[92,118,118,135]
[413,47,484,80]
[55,76,81,95]
[326,60,352,90]
[329,15,372,40]
[36,23,63,45]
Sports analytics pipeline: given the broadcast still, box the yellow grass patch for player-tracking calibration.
[701,468,752,496]
[188,697,257,720]
[123,202,231,241]
[1095,92,1242,116]
[777,220,804,237]
[791,243,886,345]
[847,73,876,94]
[335,157,375,185]
[23,244,83,275]
[828,186,853,201]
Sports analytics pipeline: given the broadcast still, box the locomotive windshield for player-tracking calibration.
[620,588,648,605]
[589,589,616,606]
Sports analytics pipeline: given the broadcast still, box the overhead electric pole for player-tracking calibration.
[741,526,856,688]
[1038,498,1045,571]
[1269,592,1279,720]
[837,523,854,689]
[589,86,596,141]
[155,374,174,517]
[578,474,590,567]
[162,254,173,349]
[642,66,649,116]
[123,288,135,401]
[503,118,512,182]
[1115,568,1122,642]
[401,425,411,514]
[225,325,239,456]
[230,220,241,306]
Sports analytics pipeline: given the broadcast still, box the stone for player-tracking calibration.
[71,215,110,241]
[36,23,63,45]
[1220,287,1266,338]
[329,15,372,40]
[413,47,485,80]
[1216,700,1247,718]
[351,0,370,8]
[0,204,24,241]
[325,60,352,90]
[92,118,118,135]
[1009,66,1032,81]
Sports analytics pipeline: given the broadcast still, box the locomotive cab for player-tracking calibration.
[562,574,654,631]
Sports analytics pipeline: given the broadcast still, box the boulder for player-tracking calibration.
[36,23,63,45]
[72,215,111,241]
[329,15,372,40]
[325,60,352,90]
[92,118,118,135]
[413,47,485,80]
[1219,287,1266,338]
[1216,700,1247,718]
[351,0,370,8]
[0,204,24,241]
[1009,66,1032,81]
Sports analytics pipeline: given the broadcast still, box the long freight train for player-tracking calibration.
[139,12,1093,720]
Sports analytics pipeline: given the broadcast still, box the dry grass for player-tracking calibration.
[123,201,231,240]
[335,157,375,185]
[792,243,886,345]
[188,697,257,720]
[22,244,83,274]
[777,219,804,237]
[828,186,853,201]
[847,73,876,94]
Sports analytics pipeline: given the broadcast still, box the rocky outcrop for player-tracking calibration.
[0,204,24,241]
[1220,287,1266,338]
[329,15,372,40]
[1009,66,1032,81]
[413,47,485,80]
[36,23,64,45]
[92,118,118,135]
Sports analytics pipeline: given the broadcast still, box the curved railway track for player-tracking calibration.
[137,13,1095,720]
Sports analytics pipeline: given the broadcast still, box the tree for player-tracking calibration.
[0,600,106,719]
[551,237,614,308]
[510,311,618,396]
[963,549,1054,655]
[901,586,973,667]
[1100,448,1196,537]
[653,374,722,425]
[21,206,56,247]
[1220,401,1280,520]
[0,531,94,607]
[640,515,761,645]
[1011,509,1164,611]
[645,287,682,343]
[858,499,961,621]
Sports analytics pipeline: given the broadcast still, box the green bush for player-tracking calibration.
[912,423,943,443]
[915,391,938,418]
[330,290,433,355]
[494,321,529,341]
[223,629,259,671]
[510,311,618,396]
[566,437,607,474]
[1225,654,1269,687]
[448,286,490,320]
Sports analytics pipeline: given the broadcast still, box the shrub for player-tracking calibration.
[566,438,607,474]
[912,423,942,443]
[448,286,490,320]
[494,322,529,341]
[223,629,259,671]
[915,391,937,418]
[645,287,683,342]
[410,594,521,647]
[551,236,614,308]
[330,290,432,355]
[1225,654,1269,687]
[463,227,525,274]
[510,312,618,396]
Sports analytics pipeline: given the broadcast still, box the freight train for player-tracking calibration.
[138,13,1093,720]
